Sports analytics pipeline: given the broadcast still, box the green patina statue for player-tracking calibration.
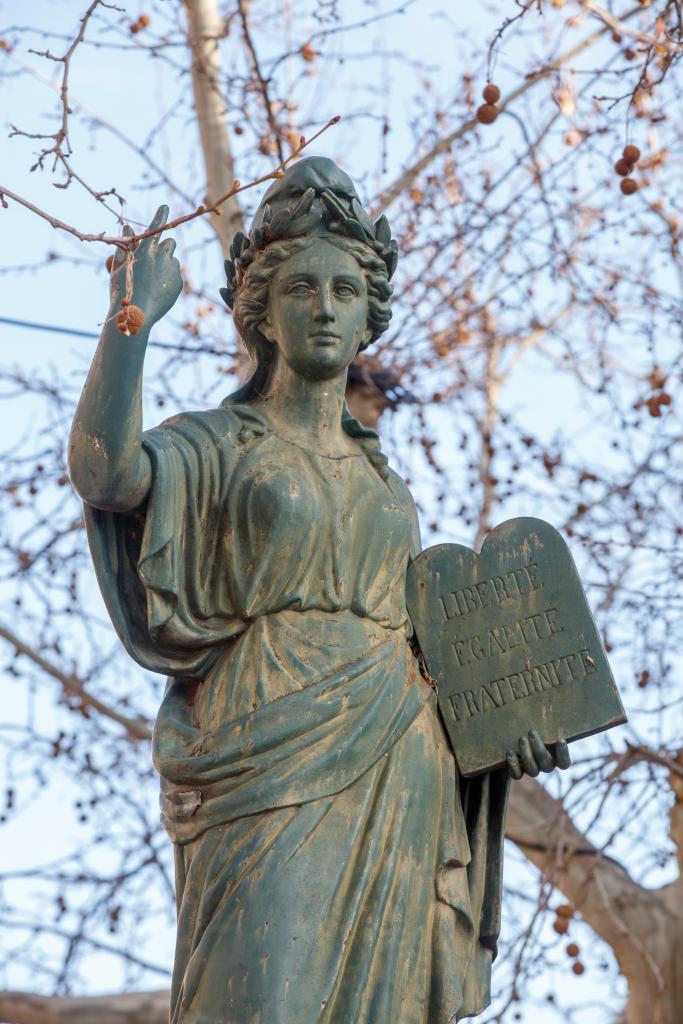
[68,157,570,1024]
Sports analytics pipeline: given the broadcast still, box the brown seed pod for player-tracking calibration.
[556,903,575,919]
[623,144,641,165]
[621,178,639,195]
[105,253,115,273]
[566,943,580,957]
[138,14,150,27]
[614,158,630,176]
[572,962,585,976]
[483,83,501,104]
[130,21,140,34]
[553,919,569,935]
[476,103,498,125]
[116,305,145,336]
[300,42,316,62]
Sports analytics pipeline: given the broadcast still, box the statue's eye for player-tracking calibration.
[288,281,314,296]
[334,284,356,299]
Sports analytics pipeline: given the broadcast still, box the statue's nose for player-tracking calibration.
[316,288,335,322]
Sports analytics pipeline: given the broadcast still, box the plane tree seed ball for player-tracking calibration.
[614,158,630,176]
[483,83,501,104]
[572,962,586,976]
[116,306,146,336]
[477,103,498,125]
[566,943,580,957]
[621,178,639,195]
[556,904,574,919]
[553,919,569,935]
[623,144,641,165]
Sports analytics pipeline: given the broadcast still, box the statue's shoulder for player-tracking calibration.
[385,465,418,516]
[148,402,265,449]
[383,464,421,556]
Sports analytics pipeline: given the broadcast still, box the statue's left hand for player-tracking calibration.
[505,729,571,779]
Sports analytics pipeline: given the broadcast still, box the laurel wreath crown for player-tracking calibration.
[220,186,398,310]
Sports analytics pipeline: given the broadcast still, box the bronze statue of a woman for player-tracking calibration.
[69,157,569,1023]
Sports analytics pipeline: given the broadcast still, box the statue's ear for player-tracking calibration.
[355,332,371,356]
[259,316,275,343]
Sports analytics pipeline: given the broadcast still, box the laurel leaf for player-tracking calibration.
[352,198,373,236]
[320,188,349,224]
[374,215,391,245]
[219,286,234,309]
[292,187,316,217]
[385,242,398,279]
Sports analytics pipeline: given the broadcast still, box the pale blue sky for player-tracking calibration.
[1,2,665,1018]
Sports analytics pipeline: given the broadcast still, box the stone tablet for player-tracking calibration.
[406,517,626,776]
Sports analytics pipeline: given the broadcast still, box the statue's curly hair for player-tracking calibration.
[232,234,393,395]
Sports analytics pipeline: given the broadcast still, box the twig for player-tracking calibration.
[581,0,683,53]
[236,0,285,163]
[18,1,123,173]
[0,622,152,741]
[374,6,643,214]
[0,116,340,249]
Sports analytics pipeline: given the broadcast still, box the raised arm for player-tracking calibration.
[68,206,183,512]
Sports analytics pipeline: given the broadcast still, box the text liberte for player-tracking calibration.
[438,561,542,622]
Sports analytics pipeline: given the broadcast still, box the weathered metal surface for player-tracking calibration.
[68,160,580,1023]
[407,517,627,777]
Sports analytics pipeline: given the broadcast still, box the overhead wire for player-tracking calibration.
[0,316,234,357]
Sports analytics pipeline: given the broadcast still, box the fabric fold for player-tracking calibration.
[82,395,510,1023]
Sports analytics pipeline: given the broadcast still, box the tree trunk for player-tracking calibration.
[0,990,168,1024]
[507,774,683,1023]
[183,0,243,254]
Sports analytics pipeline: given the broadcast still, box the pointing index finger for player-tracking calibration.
[149,204,169,231]
[139,205,170,249]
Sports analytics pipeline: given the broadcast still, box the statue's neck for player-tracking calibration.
[255,356,352,453]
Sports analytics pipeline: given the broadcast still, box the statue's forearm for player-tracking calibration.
[68,317,152,512]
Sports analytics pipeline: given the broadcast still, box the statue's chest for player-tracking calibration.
[228,436,412,558]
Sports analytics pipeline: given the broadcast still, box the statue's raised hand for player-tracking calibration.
[505,729,571,779]
[109,205,183,329]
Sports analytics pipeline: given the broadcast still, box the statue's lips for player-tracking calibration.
[310,332,341,342]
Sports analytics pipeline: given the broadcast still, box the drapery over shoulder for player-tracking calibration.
[83,395,511,1023]
[84,404,265,678]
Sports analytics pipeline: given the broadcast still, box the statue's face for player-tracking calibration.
[262,237,370,381]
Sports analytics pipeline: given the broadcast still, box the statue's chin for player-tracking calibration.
[288,346,356,381]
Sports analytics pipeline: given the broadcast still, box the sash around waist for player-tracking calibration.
[154,608,431,843]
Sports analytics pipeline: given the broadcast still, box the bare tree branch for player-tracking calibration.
[0,622,152,741]
[0,989,168,1024]
[374,6,641,214]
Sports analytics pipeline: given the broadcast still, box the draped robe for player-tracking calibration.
[85,398,509,1024]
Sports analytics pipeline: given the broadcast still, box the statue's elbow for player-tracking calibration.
[68,426,147,512]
